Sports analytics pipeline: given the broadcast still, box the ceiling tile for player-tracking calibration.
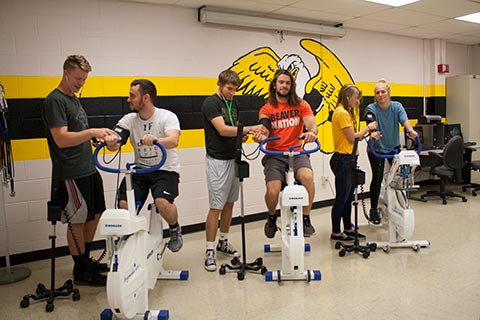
[390,26,457,39]
[422,19,480,34]
[291,0,387,16]
[273,6,353,24]
[176,0,283,13]
[363,7,446,26]
[402,0,480,19]
[345,17,407,32]
[447,34,480,45]
[255,0,302,5]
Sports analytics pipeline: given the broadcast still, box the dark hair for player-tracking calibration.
[131,79,157,104]
[218,70,241,87]
[268,69,302,107]
[63,55,91,72]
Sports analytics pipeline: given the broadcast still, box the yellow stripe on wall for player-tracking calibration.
[0,76,218,98]
[11,130,265,161]
[12,129,205,161]
[356,82,435,97]
[1,76,445,99]
[12,139,51,161]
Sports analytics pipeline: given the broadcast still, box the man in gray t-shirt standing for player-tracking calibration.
[42,55,117,286]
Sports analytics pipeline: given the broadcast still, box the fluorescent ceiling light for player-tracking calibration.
[455,12,480,24]
[198,6,346,38]
[364,0,420,6]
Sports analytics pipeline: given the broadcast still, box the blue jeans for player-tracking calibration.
[329,153,355,234]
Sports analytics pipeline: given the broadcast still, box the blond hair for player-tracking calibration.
[374,78,390,94]
[63,55,92,72]
[336,83,362,129]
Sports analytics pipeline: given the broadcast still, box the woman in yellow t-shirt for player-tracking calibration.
[329,84,380,242]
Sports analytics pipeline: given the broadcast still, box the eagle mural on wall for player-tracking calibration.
[229,38,354,154]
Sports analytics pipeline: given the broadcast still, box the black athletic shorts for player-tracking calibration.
[118,170,179,210]
[57,171,106,223]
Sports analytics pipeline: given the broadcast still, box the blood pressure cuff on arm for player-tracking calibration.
[365,111,376,124]
[258,117,271,131]
[113,125,130,145]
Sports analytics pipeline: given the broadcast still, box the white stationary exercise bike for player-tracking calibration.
[259,136,321,282]
[367,135,431,253]
[94,141,188,320]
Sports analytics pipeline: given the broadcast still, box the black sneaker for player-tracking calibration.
[204,250,217,272]
[264,216,277,238]
[73,269,107,287]
[344,231,366,239]
[88,258,109,273]
[216,240,240,257]
[303,218,316,236]
[330,233,354,242]
[369,208,381,224]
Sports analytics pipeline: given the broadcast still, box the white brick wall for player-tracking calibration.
[0,0,478,257]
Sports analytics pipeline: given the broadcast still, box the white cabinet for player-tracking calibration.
[446,75,480,146]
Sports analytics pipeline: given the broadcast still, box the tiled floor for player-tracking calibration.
[1,183,480,320]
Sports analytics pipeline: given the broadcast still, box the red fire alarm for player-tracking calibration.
[437,64,449,73]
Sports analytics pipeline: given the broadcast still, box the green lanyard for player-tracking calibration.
[223,98,235,126]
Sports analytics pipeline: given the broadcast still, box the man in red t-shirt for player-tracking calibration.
[252,69,318,238]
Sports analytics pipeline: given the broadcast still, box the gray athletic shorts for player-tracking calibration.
[261,154,312,184]
[205,155,239,210]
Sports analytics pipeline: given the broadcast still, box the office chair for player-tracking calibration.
[462,160,480,196]
[420,135,468,204]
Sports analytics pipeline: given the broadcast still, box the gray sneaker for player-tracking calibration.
[204,250,217,272]
[264,217,278,238]
[216,240,240,257]
[303,218,316,237]
[167,226,183,252]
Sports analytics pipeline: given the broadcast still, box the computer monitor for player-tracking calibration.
[444,123,462,145]
[410,124,434,150]
[432,123,445,149]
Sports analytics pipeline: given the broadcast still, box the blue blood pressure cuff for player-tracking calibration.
[113,125,130,145]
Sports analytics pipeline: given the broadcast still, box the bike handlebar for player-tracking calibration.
[368,133,422,159]
[259,136,321,156]
[94,140,167,174]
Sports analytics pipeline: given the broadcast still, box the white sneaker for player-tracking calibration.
[204,250,217,272]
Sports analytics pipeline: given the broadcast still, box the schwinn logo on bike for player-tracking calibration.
[289,196,304,200]
[105,223,122,228]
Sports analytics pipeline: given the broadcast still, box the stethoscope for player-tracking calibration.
[219,89,235,126]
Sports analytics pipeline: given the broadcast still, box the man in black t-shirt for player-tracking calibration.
[42,55,118,286]
[201,70,265,271]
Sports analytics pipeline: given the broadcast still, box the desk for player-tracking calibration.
[420,149,442,157]
[463,144,480,184]
[416,143,478,184]
[416,149,442,183]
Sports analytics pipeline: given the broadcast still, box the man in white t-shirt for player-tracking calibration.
[105,79,182,252]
